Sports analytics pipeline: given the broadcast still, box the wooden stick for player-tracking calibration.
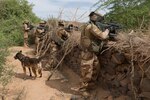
[47,34,79,81]
[129,30,137,100]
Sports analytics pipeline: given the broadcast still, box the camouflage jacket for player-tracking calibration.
[81,22,108,53]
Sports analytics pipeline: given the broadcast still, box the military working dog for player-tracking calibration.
[14,50,42,79]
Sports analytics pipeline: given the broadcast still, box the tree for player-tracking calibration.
[0,0,40,45]
[0,0,40,76]
[94,0,150,29]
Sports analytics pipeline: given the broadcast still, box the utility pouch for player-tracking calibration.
[91,41,100,53]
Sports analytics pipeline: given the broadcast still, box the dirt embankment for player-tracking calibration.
[64,33,150,100]
[1,32,150,100]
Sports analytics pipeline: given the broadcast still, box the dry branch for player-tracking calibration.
[47,31,80,81]
[129,31,137,100]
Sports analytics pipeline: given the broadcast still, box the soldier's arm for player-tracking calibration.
[88,23,109,39]
[60,30,70,40]
[63,31,70,38]
[36,28,45,34]
[24,24,30,31]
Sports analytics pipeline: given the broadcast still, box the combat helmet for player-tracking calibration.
[58,21,65,27]
[40,20,47,24]
[24,20,29,24]
[89,11,104,22]
[89,11,103,17]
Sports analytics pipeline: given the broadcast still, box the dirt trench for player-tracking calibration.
[0,46,83,100]
[1,44,150,100]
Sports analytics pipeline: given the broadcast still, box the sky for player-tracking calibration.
[27,0,107,22]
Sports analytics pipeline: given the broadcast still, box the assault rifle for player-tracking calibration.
[29,24,34,30]
[36,26,49,32]
[64,24,79,32]
[96,22,122,41]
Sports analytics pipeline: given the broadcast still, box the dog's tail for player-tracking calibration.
[37,55,48,62]
[38,62,42,77]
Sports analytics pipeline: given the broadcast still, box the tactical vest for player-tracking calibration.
[81,23,102,53]
[37,25,48,33]
[36,28,46,38]
[50,27,65,46]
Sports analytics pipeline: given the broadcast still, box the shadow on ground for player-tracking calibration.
[15,72,36,80]
[45,66,80,95]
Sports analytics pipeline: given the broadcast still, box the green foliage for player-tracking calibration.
[0,0,40,45]
[0,50,7,76]
[95,0,150,29]
[0,33,9,76]
[0,0,40,77]
[0,67,14,86]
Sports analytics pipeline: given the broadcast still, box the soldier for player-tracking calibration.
[71,12,109,97]
[42,21,67,70]
[23,20,30,47]
[57,21,70,41]
[52,21,70,47]
[43,21,70,70]
[39,20,48,32]
[35,20,48,56]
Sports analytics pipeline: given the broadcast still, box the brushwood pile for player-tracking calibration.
[64,31,150,99]
[39,20,150,99]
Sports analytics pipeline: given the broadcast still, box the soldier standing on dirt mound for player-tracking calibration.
[71,12,110,97]
[23,20,30,48]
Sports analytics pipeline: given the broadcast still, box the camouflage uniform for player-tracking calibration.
[66,23,79,33]
[52,21,70,46]
[48,40,58,69]
[45,21,69,69]
[57,21,70,41]
[23,20,30,47]
[79,12,109,94]
[35,20,48,56]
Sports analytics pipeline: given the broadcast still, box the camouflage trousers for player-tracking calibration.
[80,50,100,91]
[46,41,58,69]
[24,31,28,47]
[24,38,28,47]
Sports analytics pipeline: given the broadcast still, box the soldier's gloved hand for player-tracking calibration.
[102,29,109,39]
[105,29,109,34]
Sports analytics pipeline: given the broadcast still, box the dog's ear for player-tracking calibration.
[19,50,22,53]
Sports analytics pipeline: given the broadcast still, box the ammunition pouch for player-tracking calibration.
[81,36,91,49]
[91,42,100,53]
[55,38,64,46]
[91,41,103,54]
[51,32,64,46]
[29,24,34,30]
[81,36,103,54]
[36,32,46,38]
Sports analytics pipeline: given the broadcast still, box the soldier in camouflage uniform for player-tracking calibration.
[55,21,70,46]
[72,12,109,97]
[35,20,48,56]
[45,21,70,69]
[23,20,30,48]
